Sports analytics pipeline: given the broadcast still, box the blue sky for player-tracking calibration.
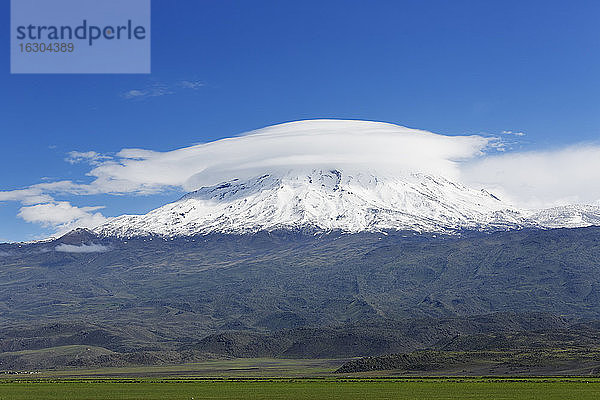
[1,0,599,242]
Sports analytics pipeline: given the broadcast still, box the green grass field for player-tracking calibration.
[1,358,599,399]
[1,378,599,400]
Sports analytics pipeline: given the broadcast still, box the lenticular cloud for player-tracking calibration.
[89,119,491,193]
[1,119,598,236]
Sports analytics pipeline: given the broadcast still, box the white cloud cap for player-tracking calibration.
[89,119,492,193]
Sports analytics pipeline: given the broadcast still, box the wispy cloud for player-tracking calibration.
[0,187,54,206]
[122,90,147,99]
[0,180,102,206]
[178,80,204,89]
[121,83,173,99]
[66,151,112,165]
[501,130,526,137]
[121,80,204,100]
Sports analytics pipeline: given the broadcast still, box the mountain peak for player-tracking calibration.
[92,169,542,238]
[56,227,98,244]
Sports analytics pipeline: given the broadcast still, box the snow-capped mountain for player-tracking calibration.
[93,169,543,238]
[527,205,600,229]
[87,118,600,238]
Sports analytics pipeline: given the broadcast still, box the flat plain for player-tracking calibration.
[1,359,599,400]
[1,377,599,400]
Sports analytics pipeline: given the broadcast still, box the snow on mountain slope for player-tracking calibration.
[93,169,536,238]
[527,205,600,229]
